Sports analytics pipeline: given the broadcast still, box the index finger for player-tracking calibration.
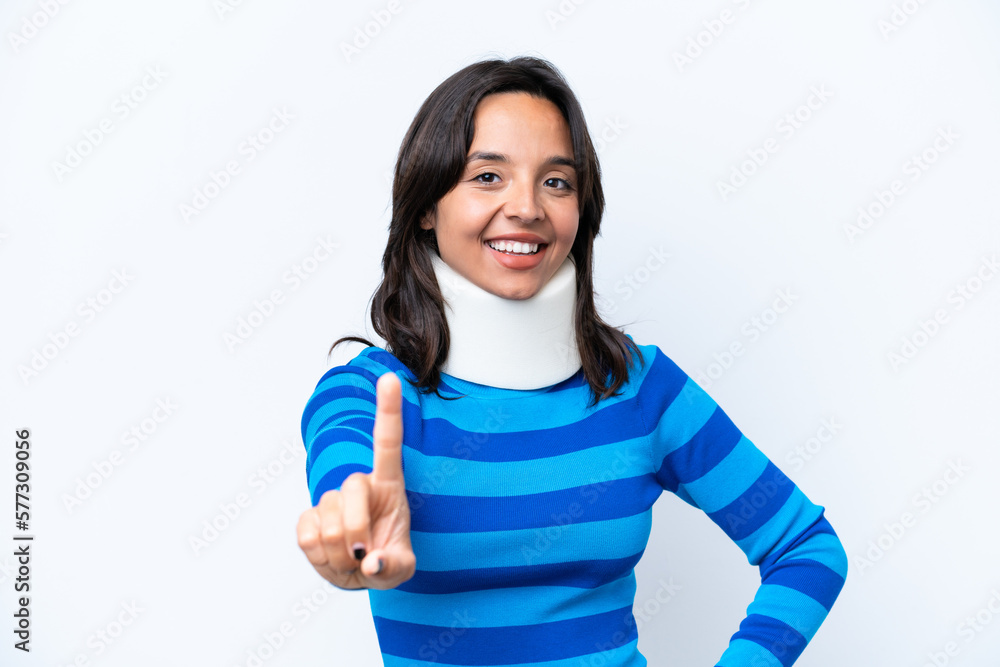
[371,372,404,483]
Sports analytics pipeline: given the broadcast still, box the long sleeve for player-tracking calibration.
[640,347,847,666]
[300,364,381,506]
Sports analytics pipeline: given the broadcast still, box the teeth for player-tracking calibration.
[487,240,540,255]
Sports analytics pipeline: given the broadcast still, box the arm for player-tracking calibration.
[298,365,416,590]
[301,365,381,504]
[642,348,847,666]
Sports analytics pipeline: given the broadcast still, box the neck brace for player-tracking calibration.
[428,247,582,390]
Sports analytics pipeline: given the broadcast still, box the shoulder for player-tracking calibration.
[300,346,419,444]
[310,345,417,394]
[623,334,691,388]
[301,346,412,413]
[618,335,707,421]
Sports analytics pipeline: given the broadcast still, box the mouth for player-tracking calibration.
[484,239,546,256]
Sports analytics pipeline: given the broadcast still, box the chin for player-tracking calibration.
[490,283,539,301]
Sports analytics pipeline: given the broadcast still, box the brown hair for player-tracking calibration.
[332,55,643,408]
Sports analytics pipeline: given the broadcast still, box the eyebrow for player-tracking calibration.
[466,151,576,169]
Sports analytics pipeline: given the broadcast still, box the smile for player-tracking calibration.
[485,240,541,255]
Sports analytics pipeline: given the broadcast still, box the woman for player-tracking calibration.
[297,56,848,666]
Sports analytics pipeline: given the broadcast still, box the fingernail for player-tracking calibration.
[352,543,366,561]
[375,558,384,575]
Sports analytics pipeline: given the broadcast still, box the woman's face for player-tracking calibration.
[421,92,580,300]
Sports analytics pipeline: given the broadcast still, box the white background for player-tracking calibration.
[2,0,999,665]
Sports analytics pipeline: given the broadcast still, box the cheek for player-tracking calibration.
[451,198,497,232]
[556,210,580,244]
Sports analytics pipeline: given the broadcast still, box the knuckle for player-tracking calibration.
[296,511,319,544]
[317,489,340,509]
[319,522,344,544]
[342,513,368,533]
[341,472,369,491]
[297,529,318,550]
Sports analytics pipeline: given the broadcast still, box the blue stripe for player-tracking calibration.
[730,614,807,667]
[407,476,660,533]
[307,426,372,470]
[311,464,370,505]
[736,488,821,564]
[303,396,376,446]
[365,348,417,378]
[374,605,637,665]
[382,640,646,667]
[657,408,742,492]
[437,367,587,401]
[313,409,374,436]
[396,553,643,594]
[402,439,651,498]
[760,560,845,611]
[635,349,690,423]
[370,576,637,626]
[682,436,768,513]
[707,461,795,540]
[301,370,377,438]
[744,585,831,642]
[759,514,849,577]
[647,379,718,459]
[717,638,784,667]
[308,440,373,491]
[409,512,652,571]
[418,396,650,461]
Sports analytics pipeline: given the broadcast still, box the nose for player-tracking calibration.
[502,178,544,224]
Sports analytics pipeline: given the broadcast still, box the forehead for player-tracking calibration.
[470,92,572,148]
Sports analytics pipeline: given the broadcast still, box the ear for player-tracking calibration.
[419,205,436,230]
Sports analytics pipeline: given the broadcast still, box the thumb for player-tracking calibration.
[361,546,415,586]
[360,550,386,578]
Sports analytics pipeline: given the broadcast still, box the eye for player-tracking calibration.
[545,177,573,190]
[474,172,500,184]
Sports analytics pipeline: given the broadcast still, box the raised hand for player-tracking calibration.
[297,372,416,590]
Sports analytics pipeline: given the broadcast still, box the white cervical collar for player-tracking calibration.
[428,247,582,390]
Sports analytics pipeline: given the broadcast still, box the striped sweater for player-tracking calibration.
[300,341,848,666]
